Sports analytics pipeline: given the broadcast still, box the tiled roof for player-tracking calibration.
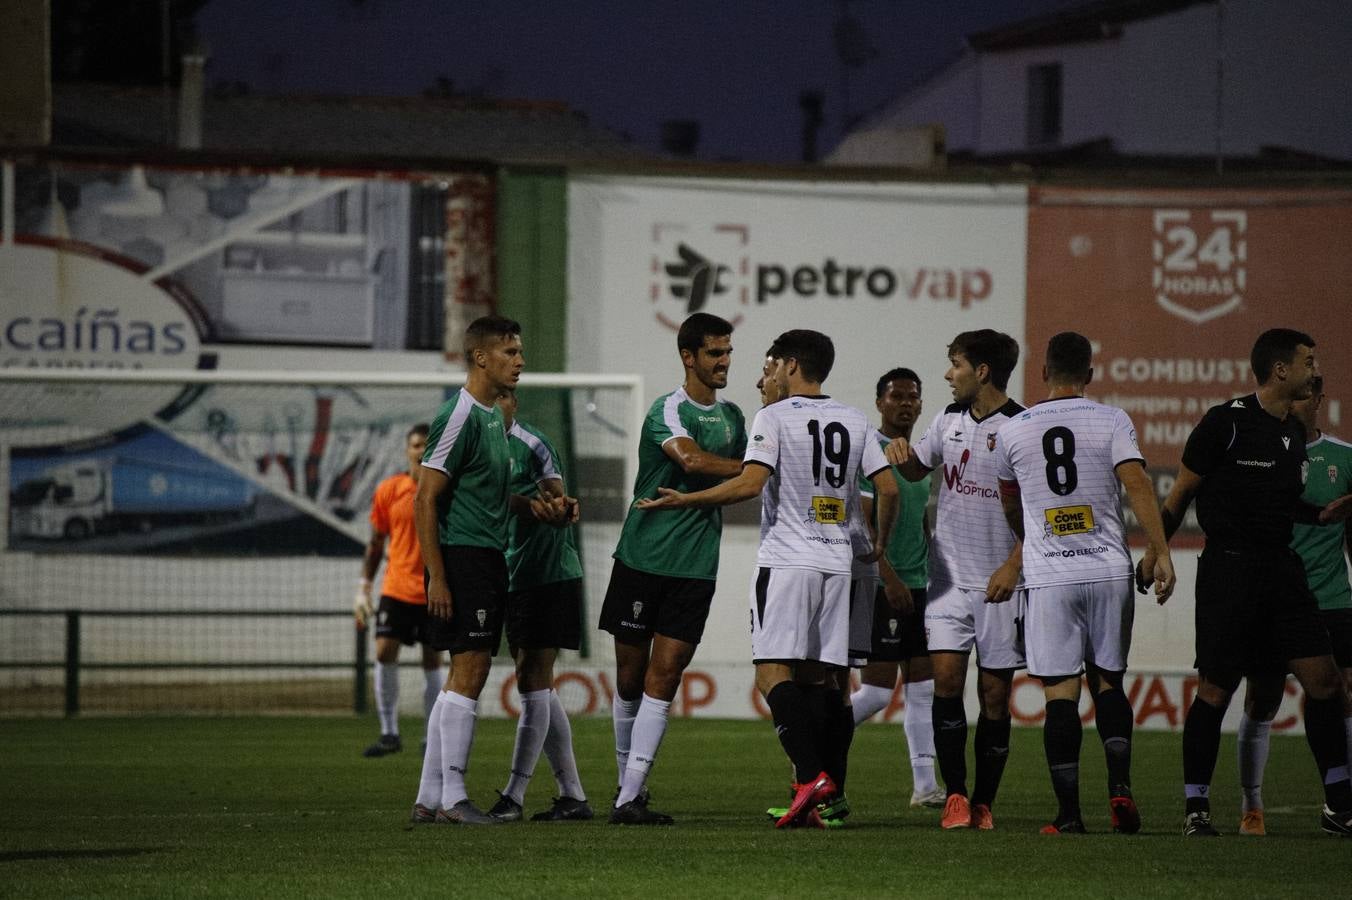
[51,83,656,164]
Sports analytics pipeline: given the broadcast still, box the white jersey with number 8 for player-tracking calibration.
[995,398,1143,588]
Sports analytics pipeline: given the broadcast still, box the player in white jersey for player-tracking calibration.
[882,329,1025,830]
[995,331,1175,835]
[640,330,898,828]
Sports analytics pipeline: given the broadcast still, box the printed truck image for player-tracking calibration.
[9,456,256,540]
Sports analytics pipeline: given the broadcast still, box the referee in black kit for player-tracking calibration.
[1150,328,1352,837]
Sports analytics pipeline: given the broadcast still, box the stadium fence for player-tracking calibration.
[0,368,642,716]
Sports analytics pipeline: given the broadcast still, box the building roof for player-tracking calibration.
[50,83,656,166]
[967,0,1213,51]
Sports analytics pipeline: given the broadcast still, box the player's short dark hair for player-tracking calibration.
[876,367,922,398]
[1251,328,1315,384]
[1045,331,1093,383]
[463,315,522,357]
[768,329,835,383]
[407,423,429,441]
[677,313,734,355]
[948,329,1019,391]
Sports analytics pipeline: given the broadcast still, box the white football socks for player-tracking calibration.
[415,699,445,810]
[374,661,399,736]
[612,694,641,787]
[503,689,551,805]
[904,680,939,796]
[437,690,479,809]
[851,683,892,725]
[1237,711,1271,812]
[617,694,669,806]
[545,690,587,800]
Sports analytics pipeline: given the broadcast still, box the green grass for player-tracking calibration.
[1,716,1347,898]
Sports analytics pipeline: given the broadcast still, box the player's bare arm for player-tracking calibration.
[1317,492,1352,525]
[637,461,768,509]
[861,490,913,614]
[865,468,899,564]
[663,435,744,478]
[979,477,1023,604]
[1117,460,1177,604]
[414,467,454,619]
[878,556,914,616]
[882,437,932,481]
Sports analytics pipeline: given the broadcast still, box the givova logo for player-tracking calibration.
[649,221,994,330]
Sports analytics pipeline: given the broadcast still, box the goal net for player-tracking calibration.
[0,368,641,717]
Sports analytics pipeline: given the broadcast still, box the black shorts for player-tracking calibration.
[598,559,716,646]
[374,596,430,646]
[425,545,509,654]
[1322,608,1352,669]
[507,578,584,652]
[1194,545,1331,692]
[869,584,929,662]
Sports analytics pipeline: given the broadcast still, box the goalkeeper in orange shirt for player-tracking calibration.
[354,423,445,757]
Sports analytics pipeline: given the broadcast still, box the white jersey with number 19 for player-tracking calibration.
[744,396,890,575]
[995,397,1143,588]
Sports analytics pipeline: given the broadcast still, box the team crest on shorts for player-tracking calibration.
[987,433,997,451]
[1331,465,1340,483]
[476,609,487,627]
[632,601,644,619]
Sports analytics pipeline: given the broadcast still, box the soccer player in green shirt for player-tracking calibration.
[1234,373,1352,835]
[410,315,522,826]
[849,367,945,810]
[486,389,593,823]
[599,312,747,824]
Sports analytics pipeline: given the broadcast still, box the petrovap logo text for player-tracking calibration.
[648,222,993,330]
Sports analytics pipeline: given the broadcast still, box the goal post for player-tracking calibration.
[0,367,643,716]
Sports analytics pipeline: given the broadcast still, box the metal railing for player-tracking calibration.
[0,608,369,717]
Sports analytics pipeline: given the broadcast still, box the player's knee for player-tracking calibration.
[643,666,683,702]
[515,653,555,692]
[447,652,491,697]
[1299,668,1343,702]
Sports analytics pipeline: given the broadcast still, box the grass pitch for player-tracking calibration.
[2,716,1348,898]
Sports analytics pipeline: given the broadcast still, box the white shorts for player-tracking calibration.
[1025,578,1134,678]
[750,567,852,667]
[848,575,878,667]
[924,581,1026,670]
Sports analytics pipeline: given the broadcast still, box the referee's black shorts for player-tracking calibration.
[1194,544,1331,692]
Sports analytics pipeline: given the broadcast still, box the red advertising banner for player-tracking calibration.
[1026,186,1352,541]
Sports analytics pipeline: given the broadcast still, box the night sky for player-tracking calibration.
[196,0,1077,162]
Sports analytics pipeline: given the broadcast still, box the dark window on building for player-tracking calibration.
[1026,63,1062,147]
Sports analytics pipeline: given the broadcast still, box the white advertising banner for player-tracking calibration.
[568,176,1029,417]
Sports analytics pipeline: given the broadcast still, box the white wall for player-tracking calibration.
[861,0,1352,160]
